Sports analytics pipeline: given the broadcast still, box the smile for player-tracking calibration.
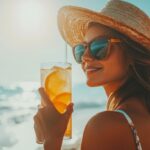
[85,67,103,74]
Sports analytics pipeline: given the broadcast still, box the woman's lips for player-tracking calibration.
[86,68,101,71]
[85,67,103,74]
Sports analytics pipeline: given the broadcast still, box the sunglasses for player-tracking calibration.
[72,36,122,63]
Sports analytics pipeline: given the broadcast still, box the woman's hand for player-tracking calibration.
[33,87,74,142]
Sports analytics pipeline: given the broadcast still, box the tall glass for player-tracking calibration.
[36,62,72,144]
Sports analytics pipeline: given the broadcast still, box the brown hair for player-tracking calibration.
[88,22,150,113]
[107,36,150,113]
[107,30,150,113]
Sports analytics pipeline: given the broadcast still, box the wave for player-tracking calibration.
[75,102,105,109]
[0,82,106,149]
[0,125,18,149]
[0,86,23,98]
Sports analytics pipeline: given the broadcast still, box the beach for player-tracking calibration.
[0,82,106,150]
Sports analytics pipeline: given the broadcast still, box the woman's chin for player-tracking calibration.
[86,80,102,87]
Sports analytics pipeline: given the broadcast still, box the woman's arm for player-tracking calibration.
[44,137,63,150]
[33,88,73,150]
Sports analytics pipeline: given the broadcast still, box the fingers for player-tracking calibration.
[64,103,74,119]
[34,111,50,140]
[38,87,53,107]
[38,87,74,118]
[38,87,66,115]
[67,103,74,113]
[33,115,45,143]
[33,102,74,141]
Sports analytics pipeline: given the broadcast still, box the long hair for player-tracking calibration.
[87,22,150,113]
[106,31,150,113]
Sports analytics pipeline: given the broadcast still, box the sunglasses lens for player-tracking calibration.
[73,38,109,63]
[74,44,85,63]
[90,38,109,59]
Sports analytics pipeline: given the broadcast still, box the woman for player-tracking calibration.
[34,0,150,149]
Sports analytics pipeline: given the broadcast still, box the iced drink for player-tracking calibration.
[38,62,72,143]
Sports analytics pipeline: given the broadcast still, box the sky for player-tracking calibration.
[0,0,150,85]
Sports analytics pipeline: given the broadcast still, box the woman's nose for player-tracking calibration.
[81,47,94,63]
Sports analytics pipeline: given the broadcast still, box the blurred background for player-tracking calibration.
[0,0,149,149]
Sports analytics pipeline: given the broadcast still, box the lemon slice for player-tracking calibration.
[45,66,71,100]
[53,92,71,113]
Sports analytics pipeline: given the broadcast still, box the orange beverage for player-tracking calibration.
[40,62,72,142]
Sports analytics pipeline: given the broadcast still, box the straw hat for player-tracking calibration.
[57,0,150,51]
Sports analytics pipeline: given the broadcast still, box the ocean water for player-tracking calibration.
[0,82,107,150]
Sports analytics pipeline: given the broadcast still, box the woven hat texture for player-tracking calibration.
[57,0,150,50]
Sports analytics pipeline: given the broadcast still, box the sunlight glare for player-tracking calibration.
[12,1,49,37]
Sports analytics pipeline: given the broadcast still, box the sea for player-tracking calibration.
[0,82,107,150]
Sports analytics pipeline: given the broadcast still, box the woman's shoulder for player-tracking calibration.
[84,110,128,129]
[81,110,135,150]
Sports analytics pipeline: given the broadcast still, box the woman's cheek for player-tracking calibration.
[81,62,86,72]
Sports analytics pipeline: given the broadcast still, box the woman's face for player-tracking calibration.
[81,24,130,87]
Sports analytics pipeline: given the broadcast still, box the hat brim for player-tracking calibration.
[57,6,150,50]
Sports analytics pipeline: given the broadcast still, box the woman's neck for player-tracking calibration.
[103,75,131,110]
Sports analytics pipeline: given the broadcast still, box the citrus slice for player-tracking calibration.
[45,66,71,100]
[53,92,71,103]
[53,92,71,113]
[53,101,67,113]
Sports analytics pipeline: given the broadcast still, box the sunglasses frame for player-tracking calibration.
[72,36,122,63]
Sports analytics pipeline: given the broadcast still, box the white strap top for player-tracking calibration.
[115,109,143,150]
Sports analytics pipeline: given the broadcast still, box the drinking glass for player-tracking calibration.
[36,62,72,144]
